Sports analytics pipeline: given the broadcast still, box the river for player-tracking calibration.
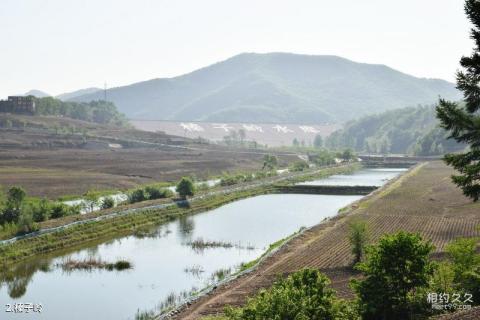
[0,167,405,320]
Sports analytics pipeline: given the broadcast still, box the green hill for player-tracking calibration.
[70,52,460,123]
[325,105,465,155]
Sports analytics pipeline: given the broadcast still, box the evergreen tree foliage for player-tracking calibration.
[176,177,195,199]
[436,0,480,201]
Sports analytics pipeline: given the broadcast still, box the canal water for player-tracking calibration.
[297,167,408,187]
[0,168,405,320]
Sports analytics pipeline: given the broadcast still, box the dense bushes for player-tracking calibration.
[100,197,115,209]
[225,268,356,320]
[49,203,78,219]
[33,97,128,126]
[219,171,277,187]
[128,186,173,204]
[0,186,80,237]
[442,238,480,305]
[224,232,480,320]
[352,231,435,319]
[262,155,278,170]
[176,178,195,199]
[310,149,337,166]
[289,160,309,172]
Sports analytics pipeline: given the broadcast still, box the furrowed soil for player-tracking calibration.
[172,161,480,319]
[0,115,297,199]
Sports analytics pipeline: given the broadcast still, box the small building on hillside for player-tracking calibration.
[0,96,36,114]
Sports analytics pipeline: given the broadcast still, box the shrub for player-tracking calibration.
[176,177,195,199]
[32,199,51,222]
[129,189,146,203]
[348,219,369,264]
[351,231,435,319]
[1,204,21,224]
[7,186,26,211]
[50,203,72,219]
[101,196,115,209]
[17,211,39,235]
[312,150,336,166]
[220,175,240,186]
[262,154,278,170]
[83,190,100,212]
[145,186,172,200]
[445,237,480,304]
[290,160,309,172]
[224,268,357,319]
[446,238,480,279]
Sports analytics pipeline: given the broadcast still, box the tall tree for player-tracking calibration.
[351,232,435,319]
[176,177,195,199]
[348,219,369,264]
[436,0,480,201]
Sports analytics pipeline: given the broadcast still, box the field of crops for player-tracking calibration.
[175,161,480,319]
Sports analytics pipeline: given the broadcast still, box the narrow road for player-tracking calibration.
[0,164,347,246]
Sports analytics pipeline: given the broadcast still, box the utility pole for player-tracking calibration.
[104,82,107,102]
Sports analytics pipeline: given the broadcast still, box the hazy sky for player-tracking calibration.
[0,0,473,98]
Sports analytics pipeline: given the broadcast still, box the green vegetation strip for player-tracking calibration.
[0,187,269,269]
[0,164,359,269]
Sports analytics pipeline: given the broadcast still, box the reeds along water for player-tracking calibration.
[57,257,132,272]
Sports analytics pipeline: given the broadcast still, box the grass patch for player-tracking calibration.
[211,267,232,282]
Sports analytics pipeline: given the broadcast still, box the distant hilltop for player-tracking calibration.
[18,88,102,101]
[69,52,461,124]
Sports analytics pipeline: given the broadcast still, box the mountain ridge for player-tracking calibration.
[69,52,461,123]
[56,87,101,101]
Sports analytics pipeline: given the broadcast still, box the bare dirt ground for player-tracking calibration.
[172,161,480,319]
[0,147,297,199]
[131,119,340,147]
[0,115,297,199]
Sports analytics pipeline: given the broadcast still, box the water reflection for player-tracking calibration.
[1,258,51,299]
[177,216,195,240]
[0,168,405,320]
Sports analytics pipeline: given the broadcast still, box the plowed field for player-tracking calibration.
[173,161,480,319]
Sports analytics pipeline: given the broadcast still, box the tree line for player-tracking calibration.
[325,105,464,156]
[31,96,128,126]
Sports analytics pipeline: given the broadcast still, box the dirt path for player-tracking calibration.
[0,164,353,245]
[171,162,480,319]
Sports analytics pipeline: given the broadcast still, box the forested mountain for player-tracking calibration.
[70,53,461,123]
[325,105,465,155]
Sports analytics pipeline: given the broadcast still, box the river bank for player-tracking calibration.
[0,164,407,320]
[172,161,480,320]
[0,164,359,269]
